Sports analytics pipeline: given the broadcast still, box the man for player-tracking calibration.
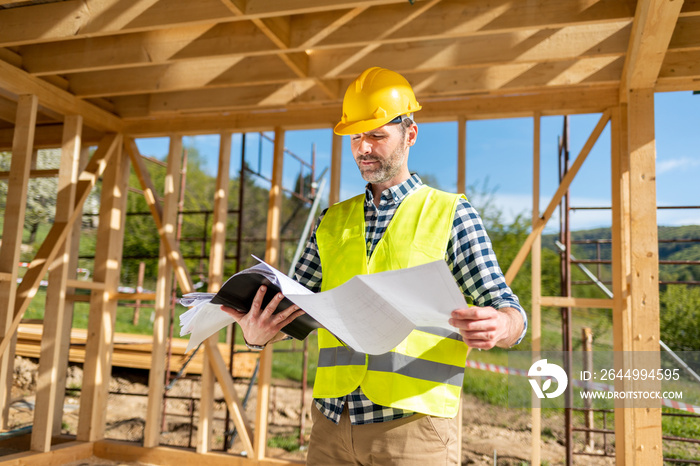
[223,67,526,464]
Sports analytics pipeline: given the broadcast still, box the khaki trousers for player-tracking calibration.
[306,404,460,465]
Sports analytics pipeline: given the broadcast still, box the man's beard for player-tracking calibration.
[356,143,406,184]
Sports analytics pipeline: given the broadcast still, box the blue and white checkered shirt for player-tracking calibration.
[293,174,527,425]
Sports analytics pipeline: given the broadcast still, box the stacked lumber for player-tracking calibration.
[16,323,258,378]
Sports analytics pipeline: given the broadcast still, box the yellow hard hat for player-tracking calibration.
[334,67,422,135]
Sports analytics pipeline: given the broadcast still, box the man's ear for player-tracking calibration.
[406,123,418,147]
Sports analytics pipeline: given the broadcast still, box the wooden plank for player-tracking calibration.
[67,57,247,98]
[0,59,122,132]
[122,86,620,137]
[144,136,182,447]
[199,133,233,452]
[0,440,94,466]
[321,0,636,47]
[620,0,684,96]
[312,20,631,78]
[0,124,105,152]
[53,145,91,433]
[504,110,610,284]
[15,323,258,377]
[64,279,106,290]
[255,127,286,460]
[204,338,255,455]
[610,104,633,464]
[16,2,648,77]
[329,132,342,205]
[0,134,121,362]
[93,439,302,466]
[0,169,59,179]
[539,297,614,309]
[0,94,38,429]
[31,114,83,453]
[626,88,662,462]
[530,113,541,466]
[457,116,466,194]
[123,138,194,293]
[77,142,130,442]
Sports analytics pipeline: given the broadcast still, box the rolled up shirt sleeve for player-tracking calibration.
[447,199,528,345]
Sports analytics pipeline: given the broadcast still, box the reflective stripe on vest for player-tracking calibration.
[313,185,468,418]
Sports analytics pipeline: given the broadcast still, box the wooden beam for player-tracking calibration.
[123,138,194,293]
[505,110,610,284]
[144,136,182,447]
[77,140,130,442]
[620,0,685,98]
[625,87,662,462]
[312,21,632,79]
[53,145,92,434]
[256,127,286,460]
[0,0,229,47]
[93,439,303,465]
[0,441,94,466]
[67,57,247,98]
[610,103,633,463]
[329,131,342,205]
[0,94,38,429]
[121,86,620,137]
[1,0,408,47]
[31,115,83,452]
[539,296,614,309]
[530,112,541,466]
[204,338,255,455]
[457,116,466,194]
[0,124,104,151]
[16,1,650,77]
[0,59,122,132]
[197,133,233,453]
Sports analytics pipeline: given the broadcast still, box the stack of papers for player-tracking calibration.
[179,258,468,355]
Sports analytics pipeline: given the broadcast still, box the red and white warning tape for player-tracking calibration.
[465,359,700,414]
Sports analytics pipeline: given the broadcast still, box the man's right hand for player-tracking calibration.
[220,285,305,347]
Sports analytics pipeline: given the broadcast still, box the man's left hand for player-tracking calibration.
[449,306,523,349]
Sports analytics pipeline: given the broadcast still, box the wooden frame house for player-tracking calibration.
[0,0,698,464]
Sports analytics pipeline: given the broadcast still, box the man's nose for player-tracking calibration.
[357,137,373,155]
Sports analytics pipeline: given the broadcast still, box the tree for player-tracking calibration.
[660,285,700,351]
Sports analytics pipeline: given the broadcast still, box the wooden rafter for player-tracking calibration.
[620,0,685,96]
[0,59,122,132]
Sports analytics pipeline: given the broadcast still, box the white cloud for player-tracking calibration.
[657,157,700,175]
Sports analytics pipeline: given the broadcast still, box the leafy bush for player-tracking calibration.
[660,285,700,351]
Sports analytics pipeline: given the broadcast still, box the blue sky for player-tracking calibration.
[136,91,700,233]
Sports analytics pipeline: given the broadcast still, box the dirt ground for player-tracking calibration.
[8,356,615,465]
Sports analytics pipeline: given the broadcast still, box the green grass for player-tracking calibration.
[267,429,301,452]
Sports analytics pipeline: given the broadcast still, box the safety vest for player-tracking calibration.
[313,185,468,418]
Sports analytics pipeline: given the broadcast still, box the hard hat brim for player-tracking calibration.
[333,106,421,136]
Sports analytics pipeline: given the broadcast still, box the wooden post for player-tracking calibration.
[531,112,542,466]
[133,261,145,325]
[329,131,342,206]
[0,94,37,429]
[256,126,285,460]
[611,104,633,466]
[626,88,662,463]
[31,114,83,452]
[77,137,129,442]
[582,327,594,451]
[457,116,466,195]
[197,133,232,453]
[144,136,182,448]
[53,144,91,434]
